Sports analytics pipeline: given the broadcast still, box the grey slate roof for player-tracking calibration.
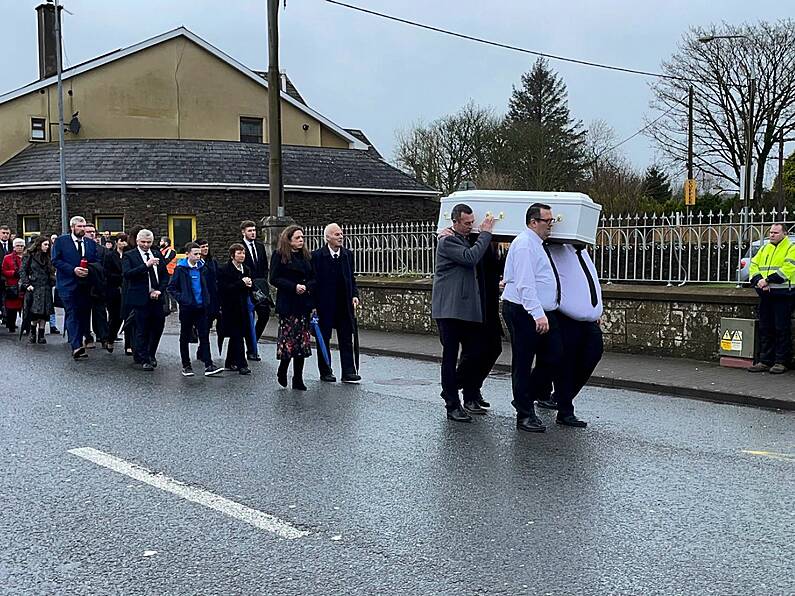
[0,139,437,194]
[344,129,384,160]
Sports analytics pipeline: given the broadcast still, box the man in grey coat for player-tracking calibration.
[432,203,495,422]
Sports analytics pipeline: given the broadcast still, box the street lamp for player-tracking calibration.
[698,33,756,285]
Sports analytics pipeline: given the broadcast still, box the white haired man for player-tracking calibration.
[52,216,98,359]
[310,223,361,383]
[122,229,169,371]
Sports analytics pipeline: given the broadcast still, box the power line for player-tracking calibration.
[596,101,682,161]
[324,0,690,82]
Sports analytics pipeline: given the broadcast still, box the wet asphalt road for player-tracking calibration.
[0,331,793,595]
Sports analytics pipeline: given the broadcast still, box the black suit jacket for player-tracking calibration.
[243,239,269,280]
[122,248,169,308]
[311,246,358,324]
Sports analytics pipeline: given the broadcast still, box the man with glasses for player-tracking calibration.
[501,203,563,433]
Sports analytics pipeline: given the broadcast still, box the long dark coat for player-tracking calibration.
[311,246,358,327]
[269,251,315,317]
[217,260,252,338]
[19,252,55,318]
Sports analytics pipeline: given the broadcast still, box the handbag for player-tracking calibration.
[251,278,274,308]
[5,285,19,300]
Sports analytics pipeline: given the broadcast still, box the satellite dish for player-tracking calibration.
[68,113,80,135]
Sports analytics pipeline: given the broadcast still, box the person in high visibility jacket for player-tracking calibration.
[747,223,795,374]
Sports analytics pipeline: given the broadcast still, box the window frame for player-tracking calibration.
[168,215,197,258]
[21,215,41,242]
[94,215,125,237]
[30,117,47,142]
[239,116,264,144]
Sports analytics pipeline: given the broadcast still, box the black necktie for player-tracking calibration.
[576,247,598,307]
[333,253,339,260]
[76,239,84,258]
[542,243,561,306]
[144,252,159,290]
[250,242,258,266]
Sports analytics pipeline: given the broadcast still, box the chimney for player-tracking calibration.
[36,2,62,80]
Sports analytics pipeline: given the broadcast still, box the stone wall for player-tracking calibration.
[355,278,764,362]
[0,188,438,249]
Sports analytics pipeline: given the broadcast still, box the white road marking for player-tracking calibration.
[68,447,309,540]
[741,449,794,462]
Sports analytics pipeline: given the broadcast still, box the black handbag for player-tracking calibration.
[251,278,274,308]
[5,285,19,300]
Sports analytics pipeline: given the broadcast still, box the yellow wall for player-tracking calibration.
[0,35,352,165]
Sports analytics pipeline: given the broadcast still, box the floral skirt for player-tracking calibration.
[276,314,312,359]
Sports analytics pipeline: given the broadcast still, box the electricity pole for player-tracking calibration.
[267,0,284,218]
[53,0,68,233]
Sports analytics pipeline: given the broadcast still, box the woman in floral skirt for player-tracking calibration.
[269,225,315,390]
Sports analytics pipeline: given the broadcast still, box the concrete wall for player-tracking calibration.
[0,36,351,164]
[0,188,439,252]
[353,279,762,362]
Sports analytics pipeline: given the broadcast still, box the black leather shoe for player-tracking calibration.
[239,367,252,375]
[446,407,473,423]
[142,362,155,372]
[320,374,337,383]
[517,416,546,433]
[536,398,558,410]
[341,374,361,384]
[463,401,487,415]
[247,353,262,362]
[292,378,307,391]
[556,414,587,428]
[72,347,87,360]
[477,398,491,408]
[50,326,61,335]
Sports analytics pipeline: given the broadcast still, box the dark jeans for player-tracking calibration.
[316,310,356,377]
[180,305,211,367]
[61,290,92,350]
[456,325,503,401]
[757,293,794,366]
[502,301,563,417]
[436,318,482,409]
[132,300,166,365]
[531,315,603,417]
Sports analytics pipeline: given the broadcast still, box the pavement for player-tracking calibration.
[250,320,795,412]
[1,331,793,594]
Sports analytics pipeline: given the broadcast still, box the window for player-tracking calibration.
[168,215,197,257]
[22,215,41,242]
[240,117,263,143]
[31,118,46,142]
[95,215,124,236]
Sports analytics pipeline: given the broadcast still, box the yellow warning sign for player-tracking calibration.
[720,330,733,351]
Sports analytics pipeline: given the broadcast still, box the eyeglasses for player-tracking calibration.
[533,217,555,225]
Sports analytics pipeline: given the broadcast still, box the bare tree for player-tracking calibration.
[648,20,795,199]
[394,102,500,196]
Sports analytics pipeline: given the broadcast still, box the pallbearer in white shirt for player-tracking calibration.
[501,203,564,433]
[533,243,602,427]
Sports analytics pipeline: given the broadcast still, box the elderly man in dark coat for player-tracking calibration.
[311,223,361,384]
[431,203,495,422]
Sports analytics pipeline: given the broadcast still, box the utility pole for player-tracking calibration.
[261,0,293,252]
[685,85,695,212]
[778,131,785,212]
[53,0,68,234]
[267,0,284,218]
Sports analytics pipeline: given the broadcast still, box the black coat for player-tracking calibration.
[122,248,169,308]
[217,260,252,336]
[310,246,358,324]
[243,239,269,280]
[269,251,315,317]
[104,250,124,300]
[19,252,55,317]
[471,233,503,335]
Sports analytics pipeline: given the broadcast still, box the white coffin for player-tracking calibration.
[437,190,602,245]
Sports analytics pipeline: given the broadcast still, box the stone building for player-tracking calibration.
[0,6,437,250]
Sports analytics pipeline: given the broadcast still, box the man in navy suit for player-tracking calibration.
[240,220,270,361]
[123,229,169,371]
[311,223,361,384]
[52,216,97,360]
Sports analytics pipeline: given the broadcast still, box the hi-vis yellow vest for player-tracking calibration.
[749,237,795,289]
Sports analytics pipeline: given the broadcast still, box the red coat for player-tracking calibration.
[2,252,24,310]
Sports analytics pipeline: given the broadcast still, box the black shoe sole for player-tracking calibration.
[447,415,473,423]
[463,407,487,416]
[556,419,588,428]
[517,423,546,433]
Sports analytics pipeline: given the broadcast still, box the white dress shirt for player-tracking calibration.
[137,246,158,291]
[502,229,558,319]
[547,244,603,322]
[246,240,258,264]
[328,246,341,259]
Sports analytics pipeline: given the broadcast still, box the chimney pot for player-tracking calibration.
[36,2,61,80]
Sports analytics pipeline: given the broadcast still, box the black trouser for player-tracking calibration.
[502,301,564,417]
[225,332,246,369]
[4,307,18,331]
[87,295,109,343]
[456,324,502,402]
[757,293,794,366]
[317,308,356,377]
[106,291,123,342]
[180,305,211,367]
[531,314,603,417]
[436,318,482,409]
[132,300,166,365]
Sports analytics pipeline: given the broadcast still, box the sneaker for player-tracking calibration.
[769,363,787,374]
[204,364,223,377]
[181,366,195,377]
[747,363,770,373]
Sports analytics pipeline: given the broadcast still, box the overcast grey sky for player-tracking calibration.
[1,0,792,173]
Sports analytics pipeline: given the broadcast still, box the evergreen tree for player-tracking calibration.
[497,58,586,191]
[641,166,672,204]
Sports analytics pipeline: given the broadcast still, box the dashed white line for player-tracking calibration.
[68,447,309,540]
